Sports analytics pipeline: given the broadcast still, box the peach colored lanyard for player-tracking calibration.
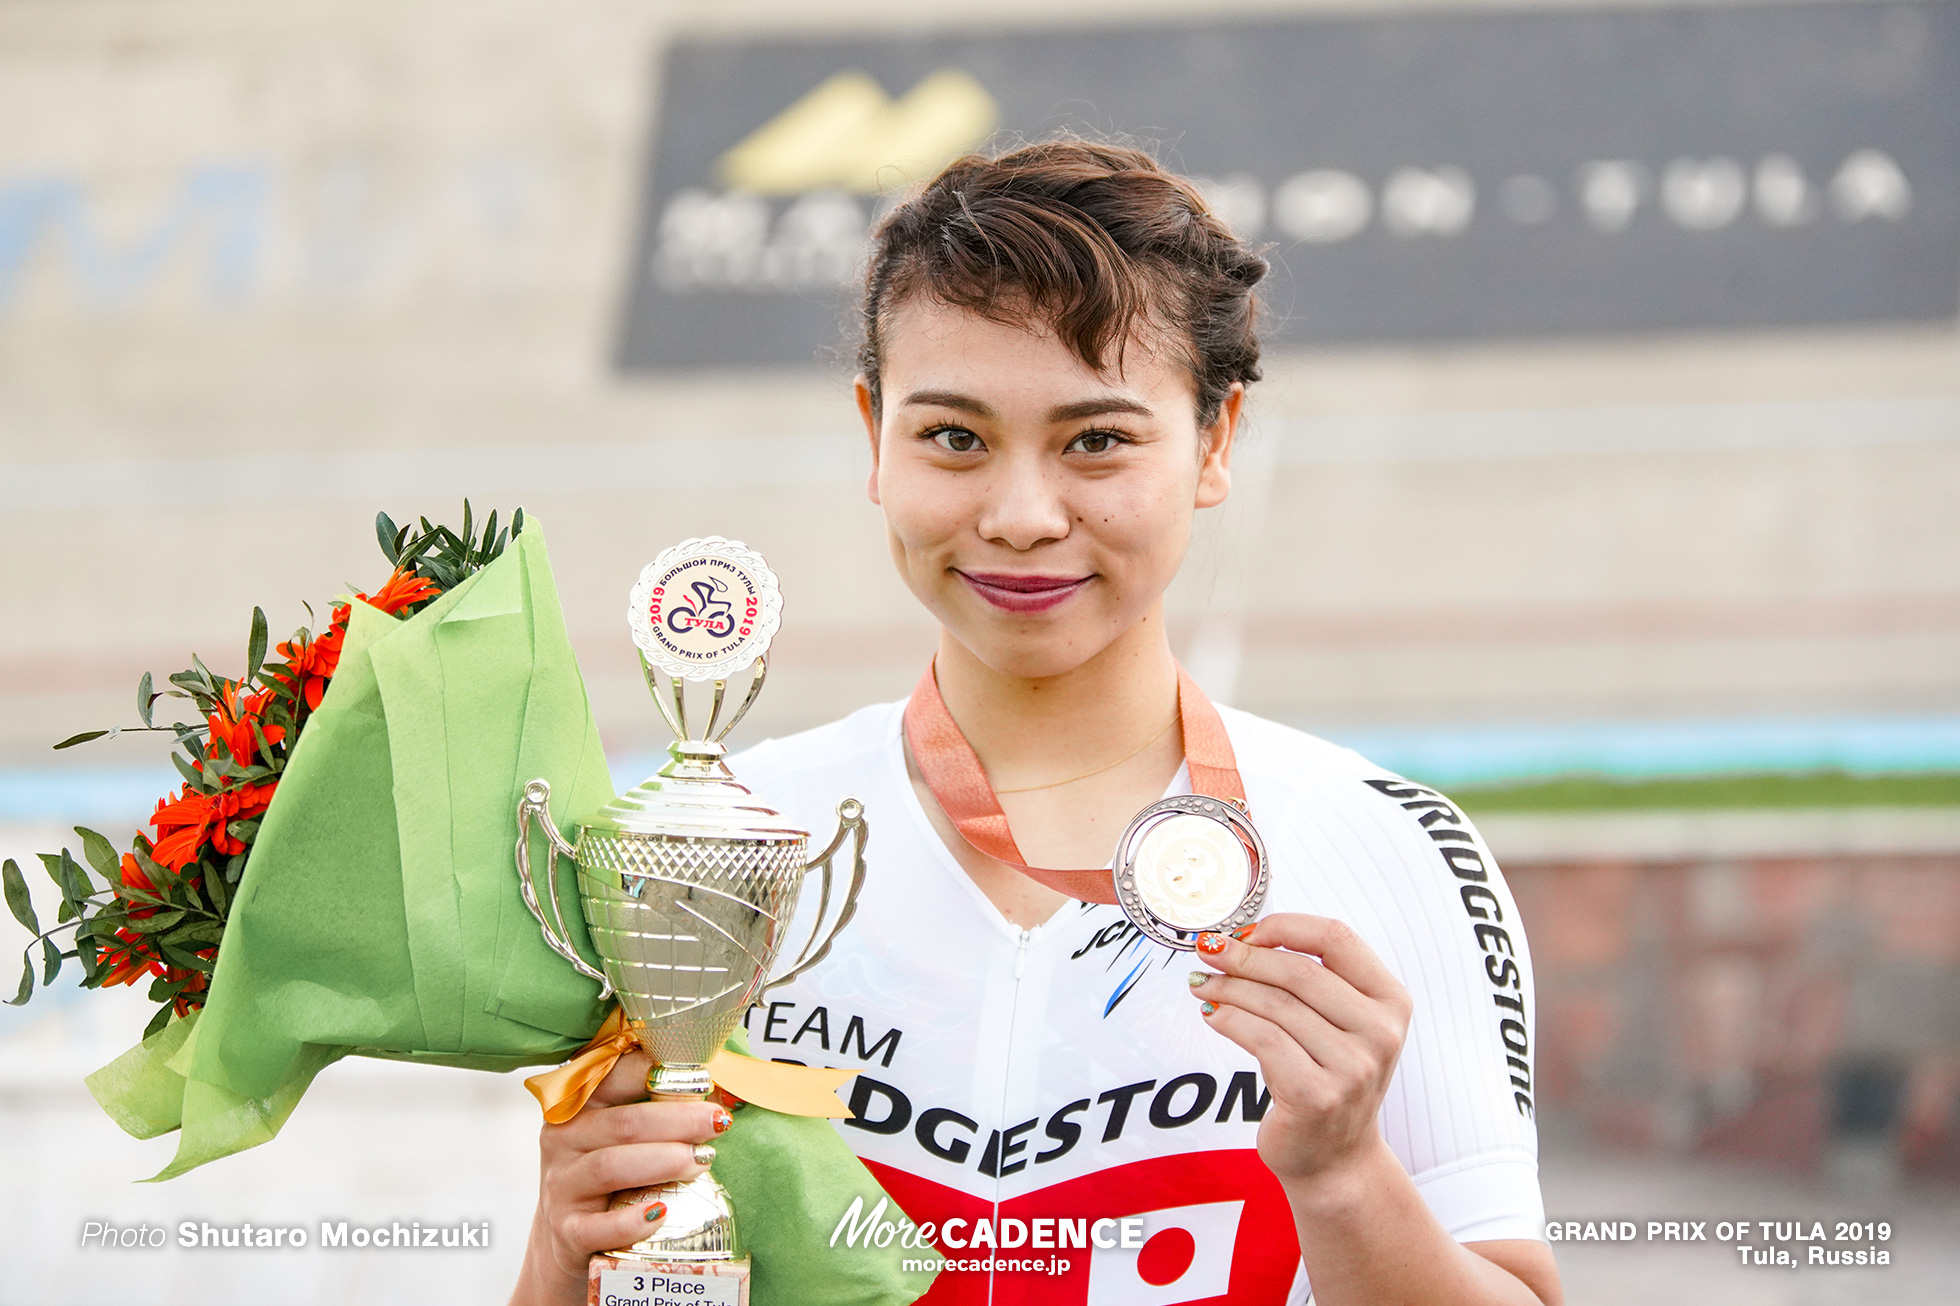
[903,660,1247,904]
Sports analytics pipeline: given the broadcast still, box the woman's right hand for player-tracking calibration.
[508,1049,732,1306]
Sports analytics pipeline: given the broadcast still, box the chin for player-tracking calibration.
[946,612,1122,682]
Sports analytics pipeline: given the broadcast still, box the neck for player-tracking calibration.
[932,608,1180,786]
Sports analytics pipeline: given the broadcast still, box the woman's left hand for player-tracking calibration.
[1189,914,1413,1188]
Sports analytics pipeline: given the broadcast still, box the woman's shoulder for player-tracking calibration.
[1218,705,1478,844]
[1217,704,1389,793]
[729,699,905,790]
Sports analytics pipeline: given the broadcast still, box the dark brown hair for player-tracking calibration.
[857,139,1267,426]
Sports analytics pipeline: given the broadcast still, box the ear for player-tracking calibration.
[854,374,883,506]
[1194,382,1243,509]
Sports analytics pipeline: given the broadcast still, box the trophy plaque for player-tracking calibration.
[515,537,867,1305]
[1111,796,1267,951]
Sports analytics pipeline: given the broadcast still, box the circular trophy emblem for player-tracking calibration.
[1111,796,1268,951]
[627,537,783,682]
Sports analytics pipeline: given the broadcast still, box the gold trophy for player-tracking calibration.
[515,537,867,1305]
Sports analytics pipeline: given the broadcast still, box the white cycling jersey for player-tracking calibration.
[734,699,1544,1306]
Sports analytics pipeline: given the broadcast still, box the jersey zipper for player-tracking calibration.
[990,923,1041,1305]
[1013,924,1037,979]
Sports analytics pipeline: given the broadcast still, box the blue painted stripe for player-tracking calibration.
[5,713,1958,823]
[1315,714,1960,788]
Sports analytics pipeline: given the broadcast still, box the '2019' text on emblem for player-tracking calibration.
[628,536,784,682]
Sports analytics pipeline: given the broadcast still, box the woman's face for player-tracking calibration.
[859,296,1240,681]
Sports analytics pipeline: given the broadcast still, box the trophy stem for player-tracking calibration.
[650,1063,716,1098]
[591,1169,751,1306]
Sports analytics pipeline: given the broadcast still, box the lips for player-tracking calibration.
[956,571,1091,614]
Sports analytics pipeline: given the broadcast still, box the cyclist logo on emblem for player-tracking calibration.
[627,536,783,682]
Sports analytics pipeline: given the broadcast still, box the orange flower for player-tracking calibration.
[98,911,165,986]
[360,568,441,617]
[149,782,275,871]
[204,682,288,769]
[169,965,212,1016]
[273,608,349,712]
[118,852,158,909]
[267,569,438,711]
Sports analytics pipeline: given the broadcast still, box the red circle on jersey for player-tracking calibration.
[1136,1227,1197,1287]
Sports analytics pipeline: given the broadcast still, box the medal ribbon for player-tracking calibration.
[904,659,1246,904]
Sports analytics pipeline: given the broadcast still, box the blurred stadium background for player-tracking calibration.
[3,0,1958,1301]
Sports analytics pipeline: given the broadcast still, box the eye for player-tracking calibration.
[923,425,985,454]
[1066,428,1131,455]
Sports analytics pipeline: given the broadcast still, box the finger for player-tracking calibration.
[1194,929,1379,1032]
[590,1049,656,1107]
[1197,999,1327,1094]
[1190,972,1358,1072]
[562,1197,669,1259]
[1230,914,1409,1006]
[558,1098,731,1152]
[570,1140,712,1198]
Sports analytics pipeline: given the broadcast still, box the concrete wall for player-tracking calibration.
[2,0,1956,798]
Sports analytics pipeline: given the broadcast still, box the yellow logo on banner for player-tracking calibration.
[717,68,999,195]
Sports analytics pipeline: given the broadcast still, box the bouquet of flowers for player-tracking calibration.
[4,505,934,1306]
[7,506,506,1031]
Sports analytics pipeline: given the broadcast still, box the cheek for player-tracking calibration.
[1081,470,1195,578]
[878,450,970,555]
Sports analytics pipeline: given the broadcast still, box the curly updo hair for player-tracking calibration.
[856,139,1268,427]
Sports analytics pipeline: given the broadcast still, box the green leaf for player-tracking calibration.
[40,937,60,985]
[205,866,229,917]
[137,670,156,727]
[160,939,218,971]
[143,1003,174,1039]
[7,954,30,1006]
[76,931,101,985]
[52,730,112,750]
[75,828,119,883]
[170,750,206,792]
[138,851,182,896]
[123,909,186,935]
[3,860,37,936]
[163,921,224,948]
[247,606,268,683]
[512,506,524,537]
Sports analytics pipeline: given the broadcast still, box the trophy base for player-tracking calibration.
[588,1253,750,1306]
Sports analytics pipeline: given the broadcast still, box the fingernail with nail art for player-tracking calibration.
[645,1202,667,1222]
[1196,933,1227,954]
[1187,971,1208,989]
[1199,1001,1218,1016]
[712,1109,732,1134]
[1231,924,1257,941]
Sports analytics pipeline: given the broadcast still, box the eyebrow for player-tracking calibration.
[899,389,1154,422]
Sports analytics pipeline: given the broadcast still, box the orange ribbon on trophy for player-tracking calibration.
[524,1007,857,1124]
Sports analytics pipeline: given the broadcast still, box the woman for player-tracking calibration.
[512,141,1562,1306]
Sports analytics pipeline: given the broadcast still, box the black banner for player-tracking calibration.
[617,2,1960,370]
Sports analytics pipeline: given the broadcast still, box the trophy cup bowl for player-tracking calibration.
[512,537,867,1298]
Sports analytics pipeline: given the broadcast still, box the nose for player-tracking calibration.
[974,449,1071,551]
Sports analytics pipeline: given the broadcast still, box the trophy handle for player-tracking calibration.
[757,797,868,998]
[516,778,615,1000]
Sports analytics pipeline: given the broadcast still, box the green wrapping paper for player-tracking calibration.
[82,522,935,1306]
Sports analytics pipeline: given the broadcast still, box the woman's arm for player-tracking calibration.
[1191,916,1562,1306]
[509,1050,730,1306]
